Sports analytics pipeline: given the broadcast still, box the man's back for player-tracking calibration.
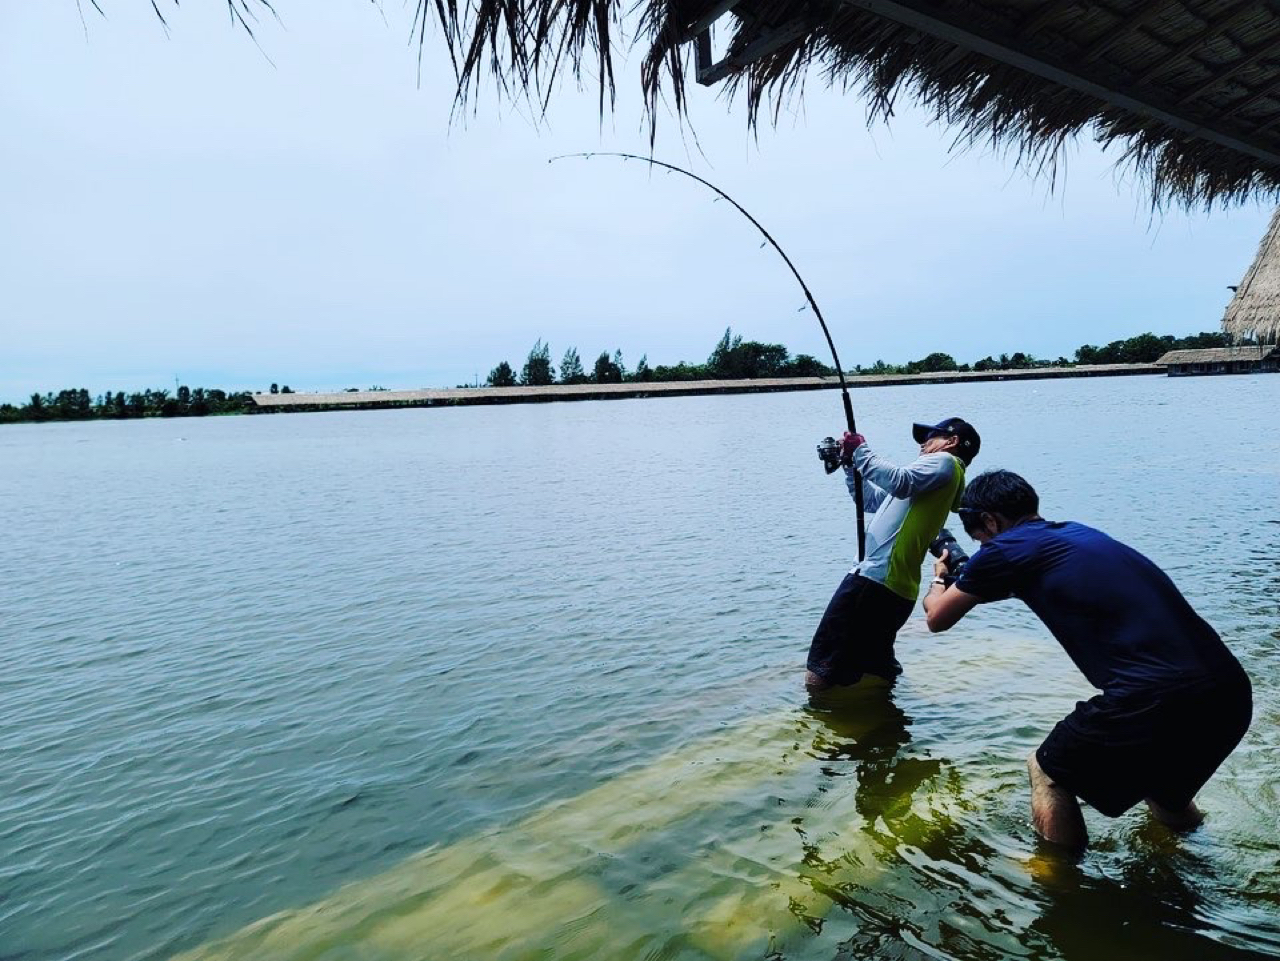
[958,520,1241,697]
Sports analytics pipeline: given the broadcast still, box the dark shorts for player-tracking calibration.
[1036,668,1253,817]
[807,573,915,686]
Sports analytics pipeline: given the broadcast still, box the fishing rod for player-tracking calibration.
[550,151,866,560]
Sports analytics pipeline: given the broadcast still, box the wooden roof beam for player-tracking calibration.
[831,0,1280,165]
[1132,0,1257,86]
[1176,27,1280,103]
[696,16,813,84]
[1019,0,1082,38]
[1223,74,1280,119]
[1079,0,1168,64]
[679,0,744,44]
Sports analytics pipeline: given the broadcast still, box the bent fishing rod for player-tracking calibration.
[550,151,866,560]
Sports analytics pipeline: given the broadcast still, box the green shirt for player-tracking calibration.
[844,447,966,600]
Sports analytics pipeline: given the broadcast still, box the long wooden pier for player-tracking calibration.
[247,364,1164,413]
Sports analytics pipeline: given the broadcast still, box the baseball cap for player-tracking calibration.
[911,417,981,462]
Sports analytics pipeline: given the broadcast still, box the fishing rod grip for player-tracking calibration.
[841,389,867,562]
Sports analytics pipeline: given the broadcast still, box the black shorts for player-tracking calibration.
[1036,669,1253,817]
[807,573,915,686]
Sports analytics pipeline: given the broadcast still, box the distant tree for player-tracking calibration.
[520,338,556,386]
[1177,331,1231,349]
[280,385,293,394]
[160,398,181,417]
[593,351,623,383]
[487,361,517,387]
[780,354,833,377]
[560,347,587,384]
[1118,332,1171,364]
[269,383,279,394]
[612,350,627,380]
[707,327,740,372]
[177,385,191,405]
[651,362,707,381]
[631,354,654,382]
[907,352,958,374]
[706,328,791,378]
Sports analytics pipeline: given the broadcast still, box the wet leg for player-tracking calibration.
[1145,797,1203,831]
[1027,751,1088,850]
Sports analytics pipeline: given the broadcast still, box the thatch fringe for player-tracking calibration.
[1223,206,1280,342]
[127,1,1280,210]
[414,0,1280,211]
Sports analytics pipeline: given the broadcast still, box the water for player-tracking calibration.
[3,374,1278,961]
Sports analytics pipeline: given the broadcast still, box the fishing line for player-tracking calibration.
[550,151,866,560]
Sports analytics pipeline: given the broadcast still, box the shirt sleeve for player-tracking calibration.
[851,446,955,499]
[844,465,888,514]
[955,541,1019,602]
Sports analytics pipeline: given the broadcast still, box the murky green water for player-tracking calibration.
[4,375,1278,960]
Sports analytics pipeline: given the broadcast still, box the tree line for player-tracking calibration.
[479,328,1240,387]
[480,329,835,387]
[0,386,256,424]
[850,330,1237,376]
[1,329,1246,425]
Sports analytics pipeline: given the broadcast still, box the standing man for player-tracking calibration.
[806,417,981,690]
[923,470,1252,849]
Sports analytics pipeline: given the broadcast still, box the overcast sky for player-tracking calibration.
[1,2,1272,401]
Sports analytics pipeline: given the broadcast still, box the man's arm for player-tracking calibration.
[845,465,887,514]
[922,551,981,632]
[923,583,981,632]
[852,444,955,499]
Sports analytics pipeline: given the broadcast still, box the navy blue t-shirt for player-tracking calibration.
[956,520,1241,697]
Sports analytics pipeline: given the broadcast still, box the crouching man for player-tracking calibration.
[922,470,1252,850]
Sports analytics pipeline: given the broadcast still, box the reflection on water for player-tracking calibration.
[177,681,1280,961]
[5,376,1279,960]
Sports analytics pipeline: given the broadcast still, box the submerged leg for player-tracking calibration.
[1027,751,1088,850]
[1145,797,1203,832]
[804,670,831,691]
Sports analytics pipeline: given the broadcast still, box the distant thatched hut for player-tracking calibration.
[1155,344,1279,375]
[1223,207,1280,343]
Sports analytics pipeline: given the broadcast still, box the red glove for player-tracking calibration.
[842,432,866,456]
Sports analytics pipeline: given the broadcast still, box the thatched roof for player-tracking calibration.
[1155,344,1278,363]
[408,0,1280,209]
[1223,205,1280,340]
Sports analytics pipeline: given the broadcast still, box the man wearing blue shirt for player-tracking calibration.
[922,470,1252,850]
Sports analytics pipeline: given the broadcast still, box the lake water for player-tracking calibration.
[4,374,1278,961]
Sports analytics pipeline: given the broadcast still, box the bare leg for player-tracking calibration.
[1146,797,1204,832]
[1027,750,1088,850]
[804,670,831,691]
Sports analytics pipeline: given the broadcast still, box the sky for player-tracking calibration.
[1,1,1274,401]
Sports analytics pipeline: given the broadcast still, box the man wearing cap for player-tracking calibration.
[806,417,981,690]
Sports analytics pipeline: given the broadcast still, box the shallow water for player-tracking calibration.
[3,374,1278,961]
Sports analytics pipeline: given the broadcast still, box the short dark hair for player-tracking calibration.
[959,470,1039,527]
